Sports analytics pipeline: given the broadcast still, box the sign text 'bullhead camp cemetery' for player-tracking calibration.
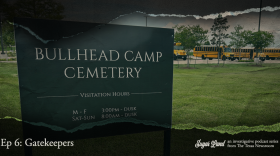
[34,48,162,79]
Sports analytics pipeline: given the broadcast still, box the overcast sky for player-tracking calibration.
[6,0,280,23]
[7,0,278,23]
[64,0,280,23]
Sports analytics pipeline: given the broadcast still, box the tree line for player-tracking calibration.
[173,14,274,65]
[0,0,65,49]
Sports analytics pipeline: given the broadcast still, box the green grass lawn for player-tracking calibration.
[1,62,280,134]
[0,63,21,119]
[172,63,280,132]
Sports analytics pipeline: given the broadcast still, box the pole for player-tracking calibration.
[163,129,171,156]
[1,14,5,54]
[218,47,220,65]
[187,51,189,68]
[258,0,262,32]
[194,50,197,68]
[144,16,148,27]
[22,122,33,156]
[206,50,208,65]
[177,56,179,68]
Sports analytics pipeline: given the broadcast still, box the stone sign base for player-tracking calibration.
[0,53,8,60]
[254,58,261,64]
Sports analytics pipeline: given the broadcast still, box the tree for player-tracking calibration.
[2,21,15,47]
[0,0,9,17]
[210,14,230,65]
[242,30,274,58]
[0,0,10,17]
[204,41,210,45]
[189,25,209,45]
[0,0,65,51]
[173,24,208,67]
[12,0,65,20]
[0,0,10,54]
[229,25,247,60]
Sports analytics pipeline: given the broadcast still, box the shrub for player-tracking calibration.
[7,52,17,57]
[8,58,17,61]
[238,60,254,62]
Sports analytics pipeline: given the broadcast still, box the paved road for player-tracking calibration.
[174,56,280,64]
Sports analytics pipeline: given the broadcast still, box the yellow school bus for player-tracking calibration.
[174,43,187,60]
[263,48,280,60]
[193,45,234,60]
[231,48,252,60]
[231,47,266,61]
